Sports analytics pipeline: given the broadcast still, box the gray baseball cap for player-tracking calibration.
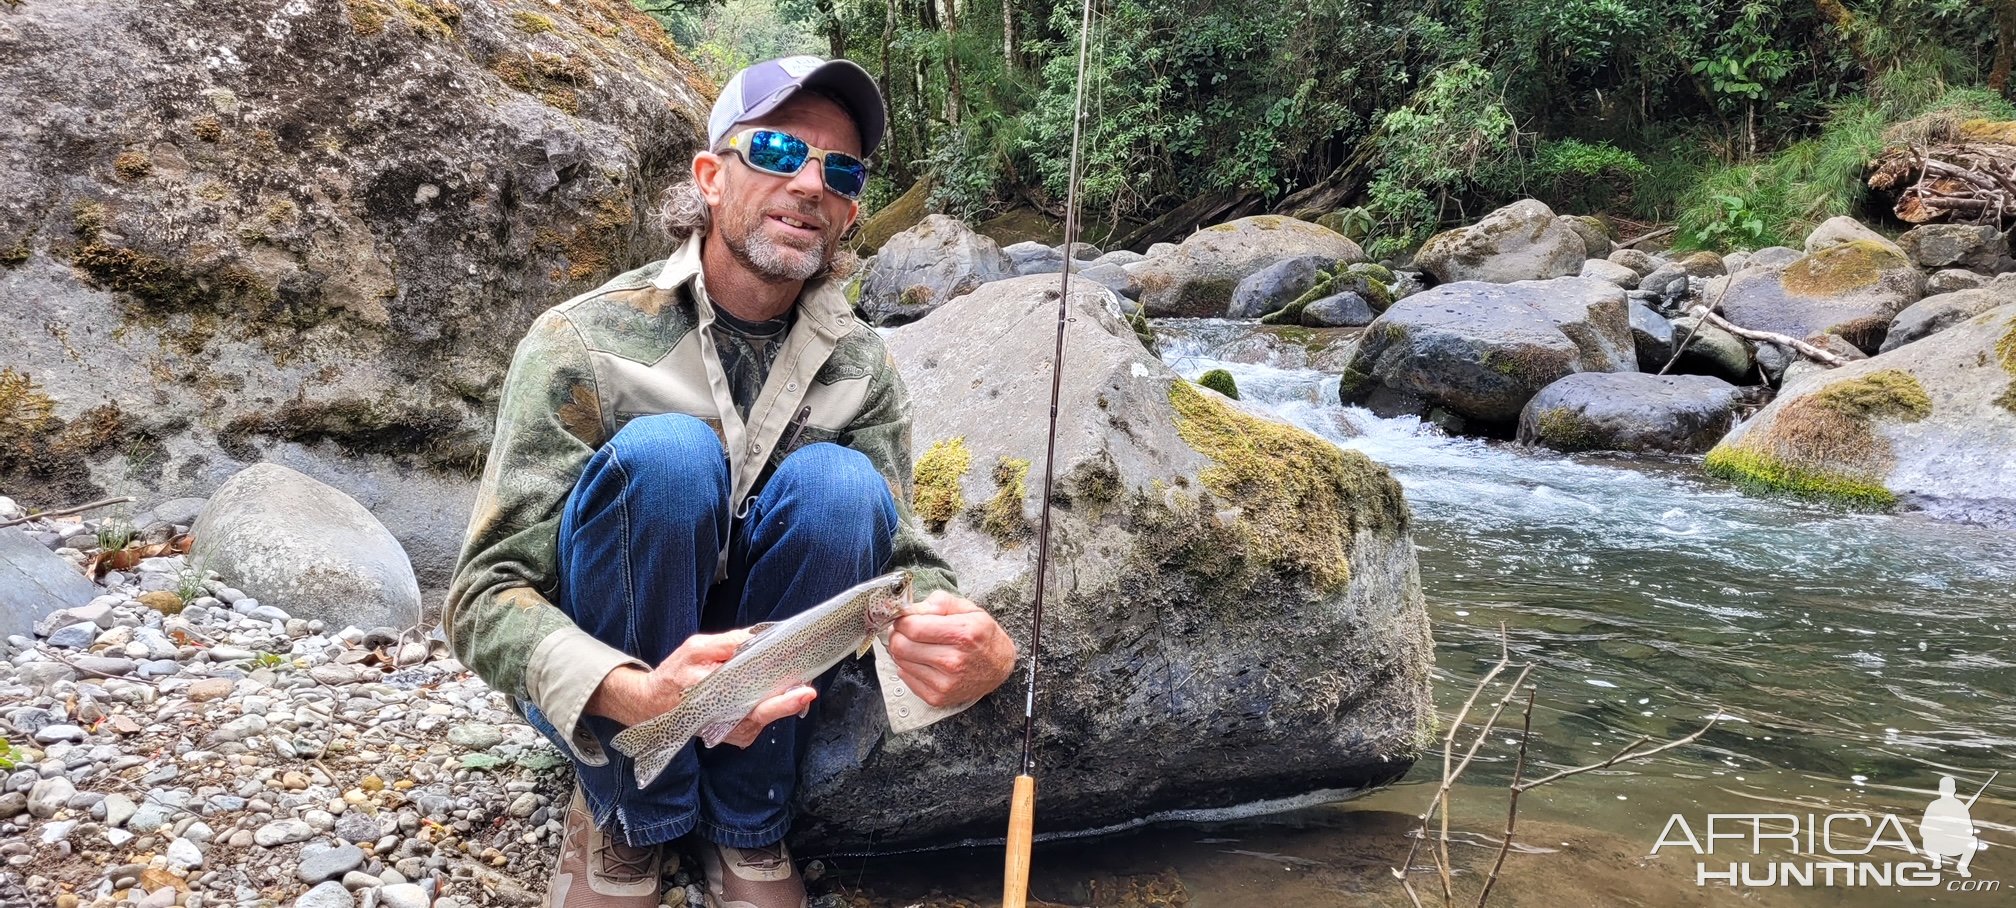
[707,56,887,158]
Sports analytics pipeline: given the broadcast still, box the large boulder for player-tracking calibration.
[1716,240,1926,353]
[857,214,1014,325]
[1413,200,1587,284]
[1805,216,1905,258]
[1880,280,2016,353]
[1,527,101,640]
[796,275,1432,851]
[1228,254,1335,319]
[1002,240,1065,277]
[0,0,713,594]
[1706,303,2016,526]
[191,464,421,631]
[1337,277,1637,429]
[1518,372,1744,454]
[1897,224,2010,272]
[1133,215,1365,317]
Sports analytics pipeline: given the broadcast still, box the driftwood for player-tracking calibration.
[1617,225,1676,249]
[0,496,133,529]
[1869,121,2016,226]
[1685,305,1852,368]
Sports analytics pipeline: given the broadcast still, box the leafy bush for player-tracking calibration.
[1529,139,1649,214]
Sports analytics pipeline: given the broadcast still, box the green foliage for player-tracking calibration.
[96,516,134,552]
[0,740,15,771]
[1528,139,1649,215]
[176,558,208,602]
[1362,60,1515,259]
[1676,84,2016,251]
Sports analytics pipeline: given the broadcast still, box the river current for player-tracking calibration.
[838,319,2016,907]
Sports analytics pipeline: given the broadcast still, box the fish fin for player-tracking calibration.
[631,746,675,788]
[856,638,873,658]
[697,719,740,749]
[734,622,781,655]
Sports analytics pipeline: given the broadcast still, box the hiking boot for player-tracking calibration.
[546,786,664,908]
[698,839,808,908]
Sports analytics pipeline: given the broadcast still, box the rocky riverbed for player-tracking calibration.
[0,499,718,908]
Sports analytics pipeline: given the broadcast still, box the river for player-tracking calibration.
[832,318,2016,907]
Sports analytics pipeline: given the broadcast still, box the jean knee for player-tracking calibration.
[770,443,897,532]
[598,413,728,516]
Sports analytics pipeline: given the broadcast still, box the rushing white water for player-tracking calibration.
[1156,318,2016,817]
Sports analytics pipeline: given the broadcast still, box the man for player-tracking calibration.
[444,57,1018,908]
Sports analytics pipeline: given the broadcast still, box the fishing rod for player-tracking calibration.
[1003,0,1098,903]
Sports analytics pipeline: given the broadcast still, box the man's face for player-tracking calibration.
[697,93,863,283]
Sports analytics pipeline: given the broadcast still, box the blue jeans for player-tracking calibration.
[521,413,897,848]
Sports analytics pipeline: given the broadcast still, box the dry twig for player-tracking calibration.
[0,496,134,529]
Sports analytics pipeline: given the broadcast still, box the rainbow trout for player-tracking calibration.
[611,571,916,786]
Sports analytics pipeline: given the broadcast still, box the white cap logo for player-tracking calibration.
[776,56,821,78]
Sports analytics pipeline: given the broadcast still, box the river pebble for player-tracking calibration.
[0,541,666,908]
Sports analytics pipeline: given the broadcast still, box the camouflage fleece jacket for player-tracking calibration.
[443,232,958,765]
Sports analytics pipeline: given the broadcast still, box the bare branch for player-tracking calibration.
[1685,306,1851,367]
[1474,686,1537,908]
[1516,710,1722,792]
[0,496,135,529]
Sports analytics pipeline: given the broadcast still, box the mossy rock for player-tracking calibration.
[1196,368,1239,400]
[1707,366,1943,510]
[1720,239,1926,354]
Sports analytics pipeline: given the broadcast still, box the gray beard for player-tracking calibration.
[729,221,825,283]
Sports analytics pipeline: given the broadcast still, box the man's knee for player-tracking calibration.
[591,413,729,521]
[768,443,897,531]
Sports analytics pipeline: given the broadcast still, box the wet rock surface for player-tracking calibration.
[794,275,1432,852]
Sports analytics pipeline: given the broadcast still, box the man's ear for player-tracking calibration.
[694,151,728,207]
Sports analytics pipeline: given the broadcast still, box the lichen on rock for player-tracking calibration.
[980,456,1031,543]
[911,437,972,531]
[1169,380,1405,590]
[1705,368,1931,508]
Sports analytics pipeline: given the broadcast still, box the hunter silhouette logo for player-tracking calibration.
[1921,773,1996,878]
[1652,770,2000,892]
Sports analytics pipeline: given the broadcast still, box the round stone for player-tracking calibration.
[297,840,365,884]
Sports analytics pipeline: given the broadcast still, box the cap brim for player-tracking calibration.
[736,59,886,159]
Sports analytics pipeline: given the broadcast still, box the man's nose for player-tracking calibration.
[786,158,826,200]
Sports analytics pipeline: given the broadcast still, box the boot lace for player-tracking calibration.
[596,837,658,883]
[735,844,790,874]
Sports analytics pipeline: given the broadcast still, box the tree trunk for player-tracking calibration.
[813,0,845,60]
[1993,0,2016,96]
[939,0,964,125]
[1003,0,1019,72]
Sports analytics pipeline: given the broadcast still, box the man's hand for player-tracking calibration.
[587,630,817,748]
[886,591,1018,708]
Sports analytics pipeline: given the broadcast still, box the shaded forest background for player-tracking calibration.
[636,0,2016,256]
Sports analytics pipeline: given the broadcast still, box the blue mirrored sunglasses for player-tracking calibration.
[722,128,870,199]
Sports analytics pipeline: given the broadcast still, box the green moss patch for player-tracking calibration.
[1808,368,1932,420]
[1169,380,1407,590]
[1780,239,1907,297]
[512,11,557,33]
[1532,406,1601,452]
[981,457,1032,543]
[912,437,972,531]
[1705,368,1931,509]
[1197,368,1239,400]
[1705,446,1897,509]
